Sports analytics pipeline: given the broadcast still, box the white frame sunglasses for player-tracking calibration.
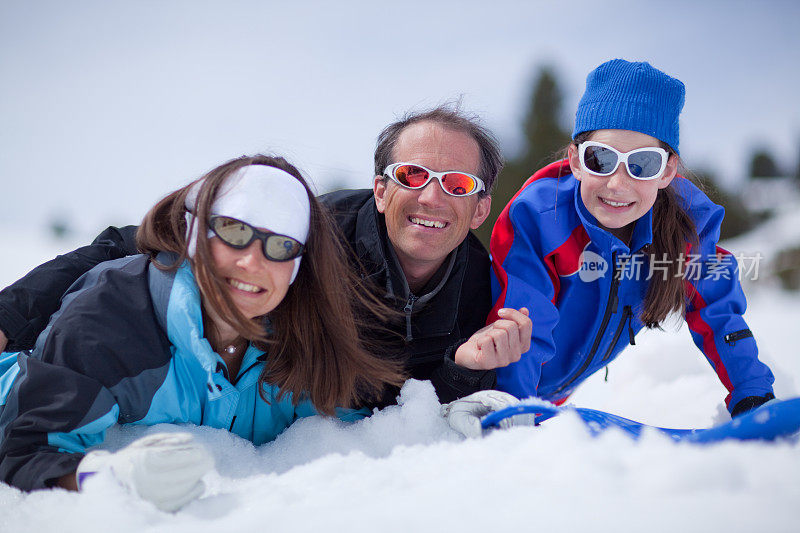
[578,141,670,181]
[383,162,486,197]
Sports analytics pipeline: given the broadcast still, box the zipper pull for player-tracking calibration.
[404,294,417,341]
[625,306,635,345]
[724,329,753,346]
[403,295,416,314]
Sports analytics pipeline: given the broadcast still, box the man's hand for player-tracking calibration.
[454,307,532,370]
[0,329,7,353]
[76,432,214,512]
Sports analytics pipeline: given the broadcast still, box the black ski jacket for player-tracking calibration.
[0,189,495,405]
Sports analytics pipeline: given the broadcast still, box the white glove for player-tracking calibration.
[441,390,535,438]
[76,432,214,512]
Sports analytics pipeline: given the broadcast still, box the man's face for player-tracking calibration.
[374,121,491,279]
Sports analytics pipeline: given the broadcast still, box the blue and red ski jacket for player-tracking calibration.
[489,160,774,412]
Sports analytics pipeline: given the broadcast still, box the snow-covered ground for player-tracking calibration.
[0,225,798,533]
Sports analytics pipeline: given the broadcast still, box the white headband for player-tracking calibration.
[184,164,311,283]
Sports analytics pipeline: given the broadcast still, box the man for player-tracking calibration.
[0,106,531,407]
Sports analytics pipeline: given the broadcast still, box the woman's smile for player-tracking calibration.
[226,277,265,294]
[209,238,293,319]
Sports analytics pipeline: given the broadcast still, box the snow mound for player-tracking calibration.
[1,224,799,531]
[1,379,799,533]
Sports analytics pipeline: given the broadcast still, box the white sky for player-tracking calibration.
[2,0,799,236]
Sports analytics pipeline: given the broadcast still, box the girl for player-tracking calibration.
[0,155,404,510]
[488,59,774,417]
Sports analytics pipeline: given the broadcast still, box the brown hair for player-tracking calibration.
[373,103,504,195]
[571,132,698,328]
[137,154,405,414]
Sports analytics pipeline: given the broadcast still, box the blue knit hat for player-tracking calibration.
[573,59,685,154]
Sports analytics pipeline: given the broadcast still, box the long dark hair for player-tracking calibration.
[137,154,406,414]
[571,132,698,328]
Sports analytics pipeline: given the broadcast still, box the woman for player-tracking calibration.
[0,155,404,510]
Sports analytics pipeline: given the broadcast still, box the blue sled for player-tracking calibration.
[481,397,800,443]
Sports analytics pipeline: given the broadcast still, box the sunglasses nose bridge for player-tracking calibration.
[607,150,626,176]
[600,150,628,179]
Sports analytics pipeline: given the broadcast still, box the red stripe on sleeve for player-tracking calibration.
[488,160,572,324]
[684,280,735,404]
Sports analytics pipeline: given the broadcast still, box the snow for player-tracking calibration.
[1,226,799,532]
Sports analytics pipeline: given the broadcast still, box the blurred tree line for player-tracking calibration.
[474,67,570,245]
[476,65,800,289]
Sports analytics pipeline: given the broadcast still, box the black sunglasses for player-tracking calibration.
[209,216,304,262]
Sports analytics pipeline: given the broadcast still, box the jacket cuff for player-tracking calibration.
[440,341,497,390]
[730,392,775,418]
[727,386,776,415]
[0,303,34,351]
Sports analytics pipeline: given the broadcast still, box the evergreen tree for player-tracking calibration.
[520,67,572,172]
[748,150,780,179]
[475,66,570,246]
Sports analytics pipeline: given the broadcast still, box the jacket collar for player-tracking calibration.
[353,195,466,337]
[354,197,393,287]
[149,258,265,397]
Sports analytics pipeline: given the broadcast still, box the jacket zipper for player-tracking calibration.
[232,357,265,386]
[601,305,633,361]
[554,251,620,395]
[724,329,753,346]
[403,294,418,341]
[628,306,636,346]
[218,354,268,434]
